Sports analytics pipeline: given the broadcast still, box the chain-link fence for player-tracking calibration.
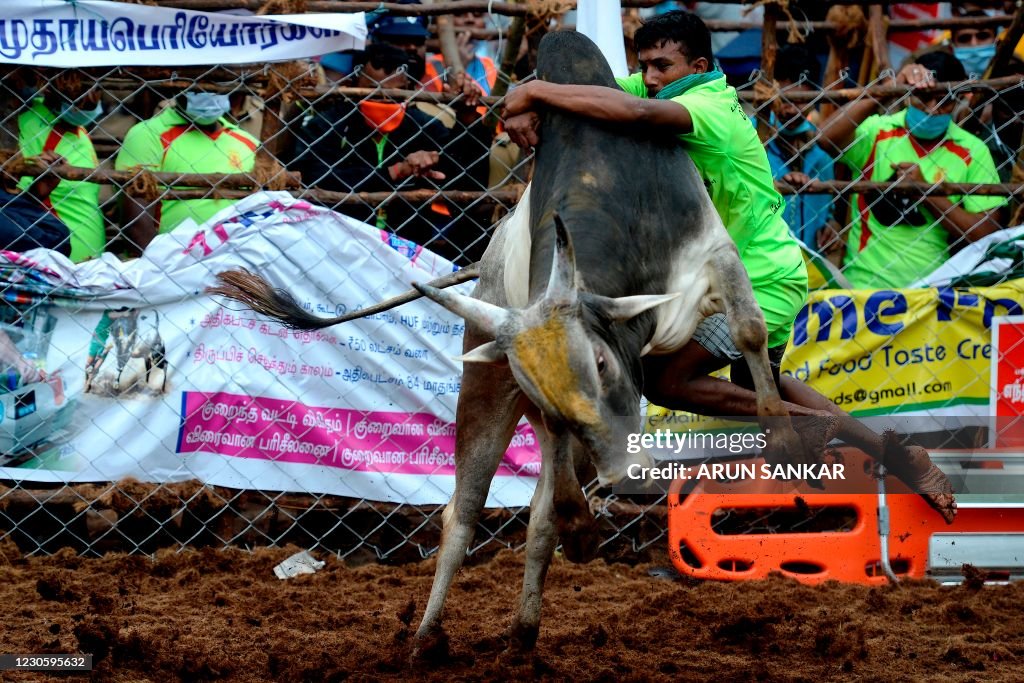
[1,0,1022,564]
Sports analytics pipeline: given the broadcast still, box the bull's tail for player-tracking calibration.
[207,265,481,330]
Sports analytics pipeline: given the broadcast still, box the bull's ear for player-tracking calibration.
[453,341,507,365]
[413,282,511,338]
[588,292,681,322]
[544,212,577,305]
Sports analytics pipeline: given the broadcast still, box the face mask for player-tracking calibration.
[58,100,104,128]
[769,111,815,137]
[358,101,406,133]
[905,104,951,141]
[183,92,231,125]
[953,43,997,78]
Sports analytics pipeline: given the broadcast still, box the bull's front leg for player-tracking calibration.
[708,245,806,464]
[413,349,528,661]
[508,417,593,651]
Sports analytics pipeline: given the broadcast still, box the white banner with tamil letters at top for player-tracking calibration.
[0,192,539,507]
[0,0,366,67]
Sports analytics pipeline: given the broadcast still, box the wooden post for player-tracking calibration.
[432,3,466,83]
[986,1,1024,79]
[867,5,891,77]
[755,1,780,143]
[493,14,526,99]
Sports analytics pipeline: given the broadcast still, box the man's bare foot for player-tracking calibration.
[794,412,842,465]
[762,420,803,466]
[881,431,957,524]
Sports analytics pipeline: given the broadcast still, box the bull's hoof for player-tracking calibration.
[410,626,450,664]
[503,621,539,652]
[880,434,957,524]
[557,516,599,564]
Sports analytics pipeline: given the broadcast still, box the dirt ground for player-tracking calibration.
[2,541,1023,683]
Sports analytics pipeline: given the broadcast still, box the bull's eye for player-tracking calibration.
[596,355,607,375]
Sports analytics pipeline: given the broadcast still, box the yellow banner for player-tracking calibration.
[649,279,1024,424]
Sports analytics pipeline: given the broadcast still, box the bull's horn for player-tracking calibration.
[453,341,507,364]
[413,282,511,337]
[545,212,577,305]
[587,292,682,322]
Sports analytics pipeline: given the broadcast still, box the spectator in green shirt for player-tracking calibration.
[17,79,105,262]
[503,10,955,521]
[115,87,259,253]
[817,50,1008,289]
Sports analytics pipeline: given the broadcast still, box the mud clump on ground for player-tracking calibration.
[0,546,1022,681]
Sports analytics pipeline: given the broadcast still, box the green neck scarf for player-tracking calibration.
[654,69,724,100]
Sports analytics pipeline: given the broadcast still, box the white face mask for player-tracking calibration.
[183,92,231,125]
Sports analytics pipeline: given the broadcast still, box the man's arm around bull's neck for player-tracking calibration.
[506,81,695,135]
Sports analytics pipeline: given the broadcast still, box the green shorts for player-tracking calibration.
[754,267,809,348]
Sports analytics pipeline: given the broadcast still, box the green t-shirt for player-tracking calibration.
[17,101,104,263]
[115,107,258,234]
[617,73,807,346]
[840,111,1007,289]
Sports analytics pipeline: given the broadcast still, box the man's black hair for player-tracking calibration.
[776,43,820,85]
[633,10,714,65]
[359,43,412,75]
[918,50,969,83]
[952,9,1004,39]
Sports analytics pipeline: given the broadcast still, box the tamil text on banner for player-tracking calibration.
[0,192,539,507]
[0,0,366,67]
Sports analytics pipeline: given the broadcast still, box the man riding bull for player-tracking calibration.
[503,9,955,522]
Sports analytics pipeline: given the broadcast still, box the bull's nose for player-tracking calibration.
[597,447,655,487]
[628,446,656,473]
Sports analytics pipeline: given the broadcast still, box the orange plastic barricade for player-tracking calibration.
[667,449,1024,585]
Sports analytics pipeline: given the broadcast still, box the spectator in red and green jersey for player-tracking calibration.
[115,87,259,252]
[817,51,1007,289]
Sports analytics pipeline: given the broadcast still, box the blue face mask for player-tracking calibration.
[183,92,231,125]
[953,43,997,78]
[58,100,103,128]
[770,111,816,137]
[905,104,951,140]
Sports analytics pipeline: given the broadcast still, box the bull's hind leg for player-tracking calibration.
[413,357,528,660]
[708,245,806,464]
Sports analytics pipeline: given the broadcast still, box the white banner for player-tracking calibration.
[0,192,540,507]
[0,0,366,67]
[576,0,627,78]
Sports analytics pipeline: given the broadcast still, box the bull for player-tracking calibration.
[210,32,805,655]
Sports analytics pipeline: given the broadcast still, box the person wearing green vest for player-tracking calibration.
[17,85,105,262]
[503,10,955,522]
[817,50,1007,289]
[115,87,259,253]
